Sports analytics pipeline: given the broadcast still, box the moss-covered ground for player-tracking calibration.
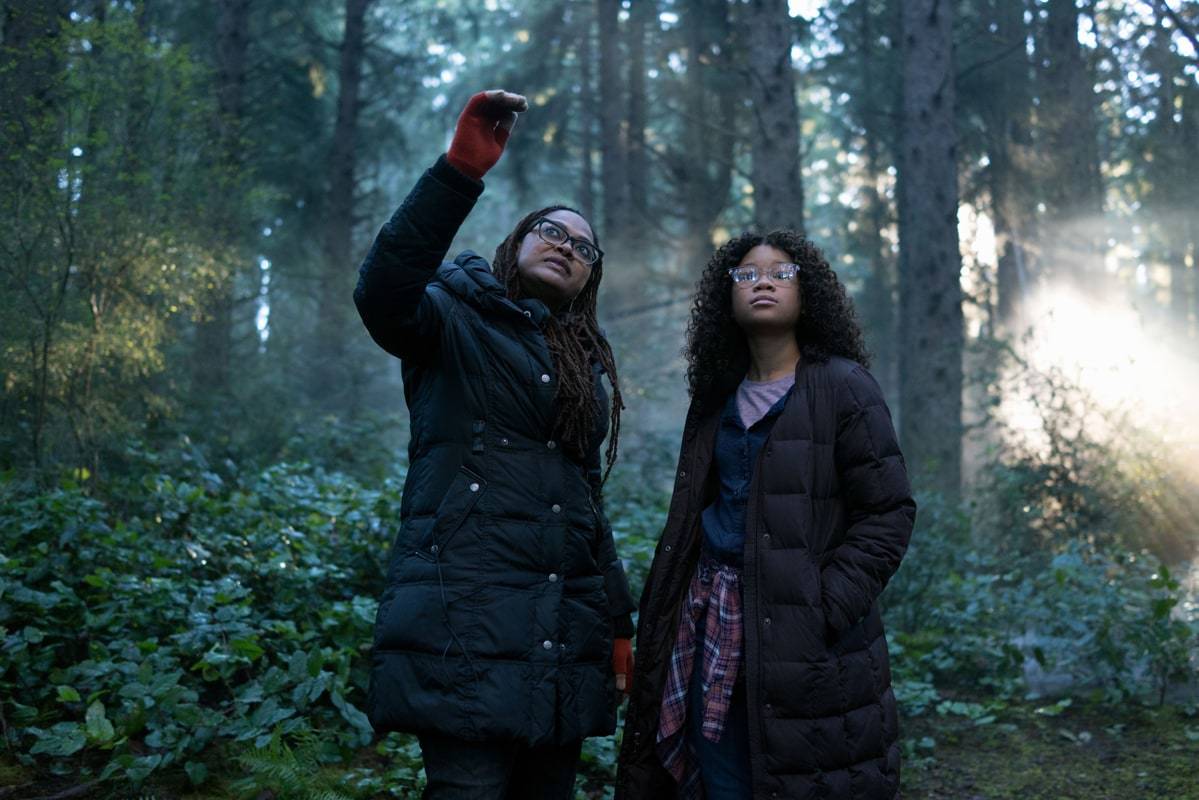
[899,699,1199,799]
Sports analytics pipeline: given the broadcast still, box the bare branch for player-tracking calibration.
[607,293,693,322]
[956,38,1028,84]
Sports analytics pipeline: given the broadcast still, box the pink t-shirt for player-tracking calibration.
[736,372,796,428]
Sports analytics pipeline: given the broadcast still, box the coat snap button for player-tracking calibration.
[551,504,562,513]
[540,373,551,383]
[501,437,510,445]
[664,545,672,552]
[763,533,771,541]
[469,482,480,492]
[679,470,686,478]
[548,573,559,582]
[764,617,772,626]
[542,640,553,650]
[546,440,556,450]
[523,310,532,318]
[430,545,439,554]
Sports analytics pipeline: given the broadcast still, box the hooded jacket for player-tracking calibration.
[353,156,636,746]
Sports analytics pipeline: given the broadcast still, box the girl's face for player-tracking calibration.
[514,209,596,311]
[730,244,802,334]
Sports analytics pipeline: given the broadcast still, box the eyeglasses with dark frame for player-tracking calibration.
[727,262,799,285]
[531,217,603,266]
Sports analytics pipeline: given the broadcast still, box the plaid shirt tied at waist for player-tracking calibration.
[656,552,744,793]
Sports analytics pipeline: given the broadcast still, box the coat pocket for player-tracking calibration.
[419,466,486,557]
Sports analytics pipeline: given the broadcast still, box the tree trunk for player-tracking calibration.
[1040,0,1105,294]
[898,0,963,500]
[679,0,735,276]
[596,0,628,246]
[193,0,250,398]
[981,0,1034,330]
[626,0,651,245]
[745,0,804,232]
[577,1,596,222]
[855,0,898,402]
[1147,11,1194,336]
[313,0,371,409]
[1184,84,1199,339]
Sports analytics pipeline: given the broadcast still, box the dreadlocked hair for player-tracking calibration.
[491,205,623,486]
[685,229,870,406]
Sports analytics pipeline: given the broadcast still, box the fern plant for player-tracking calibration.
[231,727,355,800]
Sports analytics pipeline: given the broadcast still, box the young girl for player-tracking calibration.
[616,231,916,800]
[353,90,636,799]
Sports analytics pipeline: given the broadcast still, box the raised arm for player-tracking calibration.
[352,90,527,361]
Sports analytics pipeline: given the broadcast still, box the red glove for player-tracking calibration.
[613,638,634,694]
[447,90,528,180]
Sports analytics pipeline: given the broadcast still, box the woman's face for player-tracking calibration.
[730,244,802,334]
[514,209,596,311]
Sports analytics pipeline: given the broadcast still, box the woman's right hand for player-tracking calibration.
[447,89,528,180]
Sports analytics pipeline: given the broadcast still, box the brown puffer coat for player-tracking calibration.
[616,356,916,800]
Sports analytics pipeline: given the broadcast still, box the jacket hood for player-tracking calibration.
[436,250,553,326]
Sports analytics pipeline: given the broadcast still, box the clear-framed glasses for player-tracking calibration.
[532,218,602,266]
[728,262,799,285]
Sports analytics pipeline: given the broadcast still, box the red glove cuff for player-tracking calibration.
[612,638,634,688]
[447,91,515,180]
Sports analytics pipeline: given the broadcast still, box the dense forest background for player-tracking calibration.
[2,1,1199,798]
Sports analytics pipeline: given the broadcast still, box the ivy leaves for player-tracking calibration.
[0,459,400,788]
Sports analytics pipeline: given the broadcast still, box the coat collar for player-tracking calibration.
[436,250,553,326]
[687,356,823,442]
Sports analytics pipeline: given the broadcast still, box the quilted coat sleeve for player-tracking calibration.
[820,364,917,634]
[588,450,637,636]
[352,155,483,361]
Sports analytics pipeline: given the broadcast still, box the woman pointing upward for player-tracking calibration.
[353,89,636,800]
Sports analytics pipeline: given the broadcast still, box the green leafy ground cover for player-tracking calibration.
[3,697,1196,799]
[2,451,1196,799]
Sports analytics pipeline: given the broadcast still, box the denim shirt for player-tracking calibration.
[699,386,792,565]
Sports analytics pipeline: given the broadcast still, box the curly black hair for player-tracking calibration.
[491,206,623,484]
[685,229,869,403]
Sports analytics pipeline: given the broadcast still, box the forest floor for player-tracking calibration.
[898,697,1199,800]
[2,697,1196,799]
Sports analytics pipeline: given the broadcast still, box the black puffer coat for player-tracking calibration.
[616,357,916,799]
[353,156,636,746]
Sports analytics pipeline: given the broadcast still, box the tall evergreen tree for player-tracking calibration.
[313,0,373,409]
[1039,0,1105,292]
[899,0,963,498]
[745,0,804,232]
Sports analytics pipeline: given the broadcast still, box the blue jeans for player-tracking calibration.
[686,610,753,799]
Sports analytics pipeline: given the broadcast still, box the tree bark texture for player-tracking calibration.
[313,0,371,405]
[899,0,963,499]
[981,0,1033,329]
[626,0,651,244]
[745,0,804,232]
[597,0,628,244]
[679,0,734,276]
[577,0,596,222]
